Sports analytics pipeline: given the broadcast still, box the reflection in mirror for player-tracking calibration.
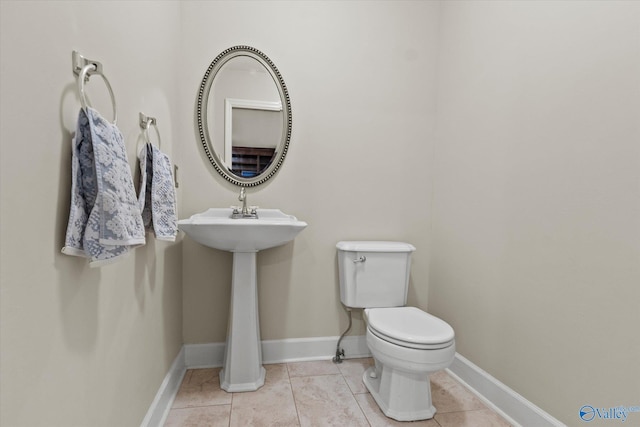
[224,98,282,177]
[198,46,291,187]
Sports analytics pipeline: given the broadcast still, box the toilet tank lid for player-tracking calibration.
[336,241,416,252]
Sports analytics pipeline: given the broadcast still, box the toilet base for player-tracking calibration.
[363,366,436,421]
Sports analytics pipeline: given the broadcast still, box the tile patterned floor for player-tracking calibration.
[164,358,513,427]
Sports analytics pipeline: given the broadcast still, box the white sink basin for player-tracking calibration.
[178,208,307,252]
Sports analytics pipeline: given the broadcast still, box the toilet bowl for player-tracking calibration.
[363,307,455,421]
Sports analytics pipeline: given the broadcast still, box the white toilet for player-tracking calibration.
[337,241,456,422]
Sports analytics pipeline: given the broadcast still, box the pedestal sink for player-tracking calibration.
[177,208,307,392]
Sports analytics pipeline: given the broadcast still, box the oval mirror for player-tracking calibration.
[197,46,292,187]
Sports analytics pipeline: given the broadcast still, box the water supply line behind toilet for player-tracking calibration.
[332,305,352,363]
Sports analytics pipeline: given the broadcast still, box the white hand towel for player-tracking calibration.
[137,143,177,241]
[62,108,145,266]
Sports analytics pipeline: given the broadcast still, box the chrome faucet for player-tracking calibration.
[239,187,248,215]
[231,187,258,219]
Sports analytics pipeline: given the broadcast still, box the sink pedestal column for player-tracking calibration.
[220,251,266,392]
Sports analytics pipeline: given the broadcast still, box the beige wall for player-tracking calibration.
[0,2,183,426]
[430,2,640,426]
[178,1,440,343]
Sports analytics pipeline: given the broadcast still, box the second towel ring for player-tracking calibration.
[139,112,161,149]
[78,63,117,125]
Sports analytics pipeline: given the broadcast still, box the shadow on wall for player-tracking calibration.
[135,237,157,310]
[258,242,295,340]
[54,82,102,354]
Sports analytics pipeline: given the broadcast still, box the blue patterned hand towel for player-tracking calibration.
[137,143,177,241]
[62,108,146,266]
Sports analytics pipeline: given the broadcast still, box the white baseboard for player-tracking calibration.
[142,337,564,427]
[446,353,566,427]
[183,334,370,368]
[140,347,187,427]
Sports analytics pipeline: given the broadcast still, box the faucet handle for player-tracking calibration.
[249,206,259,214]
[230,205,240,213]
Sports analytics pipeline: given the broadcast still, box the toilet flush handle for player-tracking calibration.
[352,255,367,263]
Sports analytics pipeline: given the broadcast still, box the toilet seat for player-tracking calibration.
[365,307,455,350]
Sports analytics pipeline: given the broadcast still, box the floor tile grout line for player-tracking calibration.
[170,404,232,411]
[337,361,372,427]
[288,372,343,379]
[172,403,231,410]
[286,362,303,427]
[352,388,373,427]
[228,388,234,427]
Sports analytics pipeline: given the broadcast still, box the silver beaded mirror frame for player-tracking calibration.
[197,45,292,187]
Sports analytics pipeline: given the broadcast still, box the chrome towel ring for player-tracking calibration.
[139,112,161,148]
[72,51,117,125]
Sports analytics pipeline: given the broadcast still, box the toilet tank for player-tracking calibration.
[336,241,416,308]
